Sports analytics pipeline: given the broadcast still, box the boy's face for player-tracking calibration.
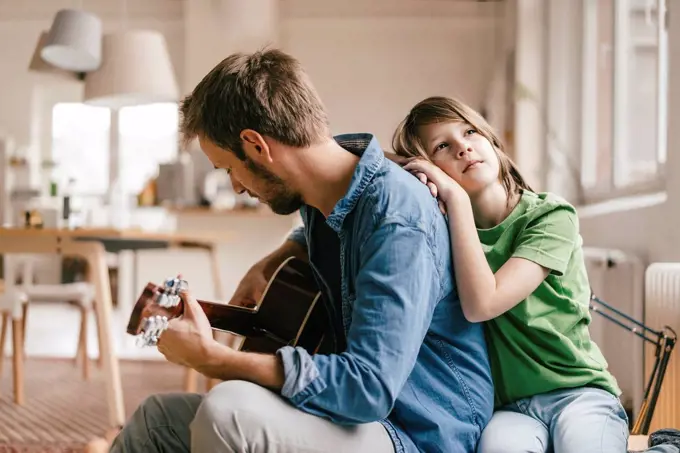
[198,135,303,215]
[417,120,500,195]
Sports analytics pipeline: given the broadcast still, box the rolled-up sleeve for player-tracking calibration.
[276,220,441,424]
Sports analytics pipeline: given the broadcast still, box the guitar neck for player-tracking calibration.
[195,299,259,337]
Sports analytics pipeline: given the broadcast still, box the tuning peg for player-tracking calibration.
[162,277,188,295]
[156,292,181,308]
[157,293,170,307]
[167,294,181,307]
[136,315,170,347]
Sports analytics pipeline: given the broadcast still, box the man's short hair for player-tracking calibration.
[179,48,331,159]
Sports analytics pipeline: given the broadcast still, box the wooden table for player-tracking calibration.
[0,227,229,427]
[4,226,228,247]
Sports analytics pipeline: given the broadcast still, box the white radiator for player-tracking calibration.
[583,247,645,420]
[643,263,680,432]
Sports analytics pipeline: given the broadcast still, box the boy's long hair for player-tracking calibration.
[392,96,533,199]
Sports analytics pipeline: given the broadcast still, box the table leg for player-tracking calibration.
[116,250,135,321]
[183,366,199,393]
[86,249,125,427]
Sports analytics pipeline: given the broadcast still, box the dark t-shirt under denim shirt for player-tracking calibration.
[276,133,493,453]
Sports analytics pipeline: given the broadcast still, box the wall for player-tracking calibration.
[184,0,280,94]
[280,0,503,150]
[511,0,547,191]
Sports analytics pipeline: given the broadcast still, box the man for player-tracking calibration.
[100,48,493,453]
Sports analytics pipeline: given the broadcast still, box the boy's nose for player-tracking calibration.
[457,143,472,158]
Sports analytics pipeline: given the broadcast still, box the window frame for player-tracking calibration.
[51,102,112,197]
[579,0,669,205]
[51,101,179,198]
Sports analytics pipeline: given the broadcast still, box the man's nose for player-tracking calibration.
[231,177,245,194]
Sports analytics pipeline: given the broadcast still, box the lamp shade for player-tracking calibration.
[40,9,102,72]
[28,31,82,81]
[84,30,179,109]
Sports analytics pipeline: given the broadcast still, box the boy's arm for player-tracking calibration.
[402,158,552,323]
[445,192,574,322]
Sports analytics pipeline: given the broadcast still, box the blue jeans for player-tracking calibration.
[477,386,636,453]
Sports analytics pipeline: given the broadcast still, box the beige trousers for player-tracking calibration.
[110,380,395,453]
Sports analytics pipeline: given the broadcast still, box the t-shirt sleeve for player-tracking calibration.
[512,206,578,276]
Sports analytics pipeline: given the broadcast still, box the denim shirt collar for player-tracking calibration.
[325,133,384,232]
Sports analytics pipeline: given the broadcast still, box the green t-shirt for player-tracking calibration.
[477,190,620,408]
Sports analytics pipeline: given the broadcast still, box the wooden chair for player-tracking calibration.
[0,230,124,428]
[0,254,97,386]
[0,281,28,404]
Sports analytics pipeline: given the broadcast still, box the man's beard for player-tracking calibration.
[245,158,303,215]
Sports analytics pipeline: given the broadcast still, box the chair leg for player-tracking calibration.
[93,301,103,368]
[77,305,89,380]
[73,302,82,367]
[183,367,198,393]
[12,318,24,405]
[21,303,28,360]
[0,312,8,378]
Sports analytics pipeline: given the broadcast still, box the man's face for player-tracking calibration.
[198,136,304,215]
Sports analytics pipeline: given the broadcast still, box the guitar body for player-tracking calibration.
[127,256,328,354]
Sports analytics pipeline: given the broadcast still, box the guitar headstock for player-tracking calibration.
[126,277,188,347]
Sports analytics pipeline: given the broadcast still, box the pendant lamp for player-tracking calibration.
[28,31,83,81]
[40,9,102,72]
[83,30,179,109]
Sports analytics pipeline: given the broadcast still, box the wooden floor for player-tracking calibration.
[0,357,187,452]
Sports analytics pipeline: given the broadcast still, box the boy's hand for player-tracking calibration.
[404,159,466,214]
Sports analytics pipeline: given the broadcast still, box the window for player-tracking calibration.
[52,103,111,195]
[52,102,178,197]
[580,0,668,201]
[118,103,179,195]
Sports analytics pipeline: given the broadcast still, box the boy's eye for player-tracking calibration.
[434,143,448,152]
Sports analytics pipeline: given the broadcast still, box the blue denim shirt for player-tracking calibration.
[276,134,493,453]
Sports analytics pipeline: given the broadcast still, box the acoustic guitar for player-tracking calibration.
[126,256,329,354]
